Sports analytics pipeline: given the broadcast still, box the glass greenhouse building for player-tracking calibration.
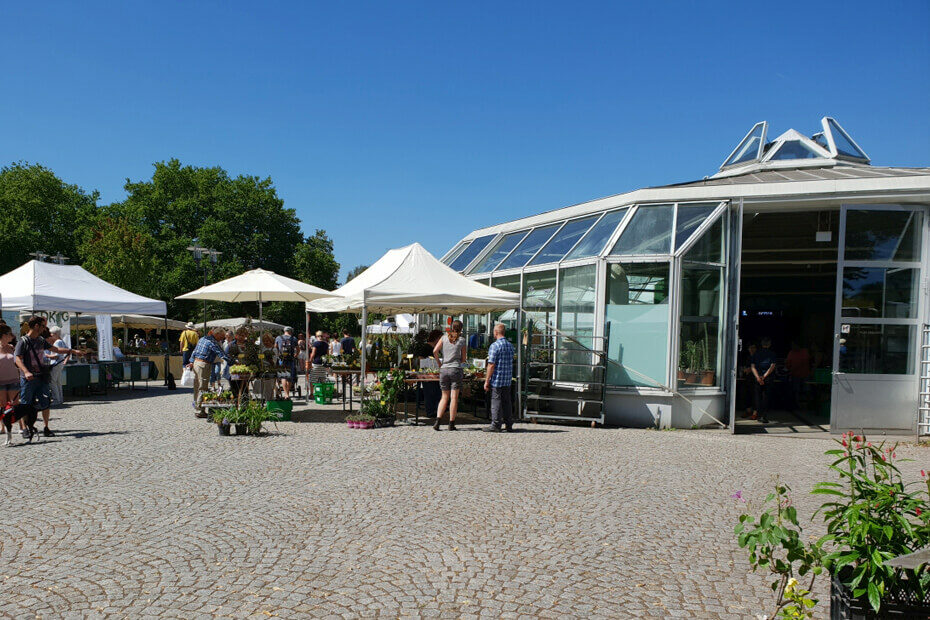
[439,118,930,434]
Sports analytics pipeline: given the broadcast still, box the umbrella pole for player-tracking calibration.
[305,309,310,404]
[163,314,169,386]
[360,295,368,411]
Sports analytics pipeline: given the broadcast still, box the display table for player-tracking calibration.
[332,369,361,412]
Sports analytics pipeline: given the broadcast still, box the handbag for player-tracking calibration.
[179,367,196,388]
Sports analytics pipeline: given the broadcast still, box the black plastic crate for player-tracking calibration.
[831,574,930,619]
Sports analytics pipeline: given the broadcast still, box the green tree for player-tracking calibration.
[293,230,340,290]
[345,264,368,283]
[79,214,156,295]
[115,159,304,318]
[0,162,98,274]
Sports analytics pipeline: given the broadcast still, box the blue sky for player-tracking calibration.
[2,1,929,281]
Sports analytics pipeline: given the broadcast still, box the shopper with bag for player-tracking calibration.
[14,316,81,437]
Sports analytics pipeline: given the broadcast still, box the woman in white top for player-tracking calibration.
[432,319,467,431]
[46,326,71,406]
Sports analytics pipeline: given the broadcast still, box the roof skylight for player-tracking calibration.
[825,117,869,161]
[721,121,767,168]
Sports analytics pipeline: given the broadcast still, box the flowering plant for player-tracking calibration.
[812,433,929,612]
[735,482,822,618]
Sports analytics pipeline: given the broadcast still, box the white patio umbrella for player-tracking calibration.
[176,268,335,326]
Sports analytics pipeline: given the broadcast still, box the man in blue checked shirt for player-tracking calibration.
[189,327,232,415]
[483,323,516,433]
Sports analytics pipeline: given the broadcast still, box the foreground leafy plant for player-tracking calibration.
[813,434,929,612]
[735,483,822,618]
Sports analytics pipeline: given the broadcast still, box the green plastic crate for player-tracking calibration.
[266,400,293,421]
[312,382,335,404]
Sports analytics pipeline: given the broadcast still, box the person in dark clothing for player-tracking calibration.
[340,330,356,356]
[750,337,777,423]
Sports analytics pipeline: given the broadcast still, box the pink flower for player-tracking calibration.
[917,507,923,517]
[922,470,926,477]
[731,490,745,502]
[842,439,848,447]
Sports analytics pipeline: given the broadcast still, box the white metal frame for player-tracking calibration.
[822,117,870,163]
[720,121,768,170]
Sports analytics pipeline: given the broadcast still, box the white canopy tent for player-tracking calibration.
[367,313,416,334]
[195,317,288,332]
[0,260,167,315]
[72,314,187,331]
[306,243,520,398]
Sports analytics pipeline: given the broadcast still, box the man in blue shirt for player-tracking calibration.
[483,323,516,432]
[274,327,299,397]
[189,327,231,415]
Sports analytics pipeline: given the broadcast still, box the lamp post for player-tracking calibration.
[187,244,221,332]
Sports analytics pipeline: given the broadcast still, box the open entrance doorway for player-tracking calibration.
[735,209,838,433]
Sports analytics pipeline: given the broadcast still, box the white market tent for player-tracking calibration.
[306,243,520,395]
[195,317,288,332]
[73,314,187,330]
[367,313,416,334]
[306,243,520,315]
[0,260,166,315]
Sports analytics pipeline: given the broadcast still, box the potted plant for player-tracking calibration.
[230,408,248,436]
[212,410,231,436]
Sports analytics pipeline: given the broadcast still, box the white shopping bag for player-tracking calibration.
[179,367,195,388]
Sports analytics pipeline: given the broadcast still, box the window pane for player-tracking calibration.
[841,267,919,319]
[441,241,468,265]
[678,266,722,387]
[839,324,915,374]
[566,208,628,260]
[723,122,765,167]
[469,231,528,274]
[684,217,724,263]
[605,263,669,387]
[675,203,717,251]
[827,119,868,159]
[490,274,521,336]
[610,204,674,255]
[498,224,561,270]
[557,265,597,382]
[449,235,496,271]
[769,140,822,160]
[522,270,557,330]
[529,216,599,265]
[844,210,922,262]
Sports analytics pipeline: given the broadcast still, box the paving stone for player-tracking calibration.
[0,387,925,617]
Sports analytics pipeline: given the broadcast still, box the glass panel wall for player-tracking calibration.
[565,208,628,260]
[529,216,599,266]
[605,263,670,387]
[678,266,722,387]
[469,230,528,274]
[523,270,557,330]
[838,324,915,374]
[841,267,919,319]
[449,234,496,271]
[498,224,562,270]
[442,241,469,265]
[610,204,674,255]
[844,210,922,261]
[674,203,717,251]
[491,274,521,341]
[557,265,597,381]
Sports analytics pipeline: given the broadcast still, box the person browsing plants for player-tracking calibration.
[432,319,466,431]
[482,323,515,433]
[189,327,231,416]
[274,327,299,398]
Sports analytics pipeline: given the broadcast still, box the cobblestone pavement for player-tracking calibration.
[0,387,926,618]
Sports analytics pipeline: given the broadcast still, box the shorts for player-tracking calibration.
[282,359,297,383]
[439,367,463,391]
[20,377,51,411]
[0,382,19,392]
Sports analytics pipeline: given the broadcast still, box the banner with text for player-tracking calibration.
[96,315,114,361]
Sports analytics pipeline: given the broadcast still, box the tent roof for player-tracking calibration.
[176,268,333,303]
[0,261,166,315]
[306,243,520,314]
[73,314,187,330]
[195,317,288,331]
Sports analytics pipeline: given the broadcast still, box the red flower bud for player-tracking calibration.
[842,439,847,447]
[917,507,923,516]
[922,470,926,477]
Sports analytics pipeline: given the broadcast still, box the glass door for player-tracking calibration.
[832,205,926,432]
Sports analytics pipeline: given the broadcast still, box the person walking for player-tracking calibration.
[433,320,467,431]
[340,330,356,356]
[750,337,778,424]
[482,323,516,432]
[275,327,299,398]
[14,316,81,436]
[309,331,330,395]
[0,324,21,410]
[179,322,200,367]
[188,327,231,416]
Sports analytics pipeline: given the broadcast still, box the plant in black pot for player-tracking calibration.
[813,435,929,617]
[212,410,231,436]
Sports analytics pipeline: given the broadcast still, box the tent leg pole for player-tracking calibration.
[517,307,523,421]
[164,315,169,386]
[360,301,368,412]
[305,310,310,404]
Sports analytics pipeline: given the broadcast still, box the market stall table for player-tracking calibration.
[332,369,362,412]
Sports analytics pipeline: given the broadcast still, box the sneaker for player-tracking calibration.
[504,425,513,433]
[43,427,54,437]
[433,418,441,431]
[448,423,457,431]
[192,402,199,410]
[482,425,502,433]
